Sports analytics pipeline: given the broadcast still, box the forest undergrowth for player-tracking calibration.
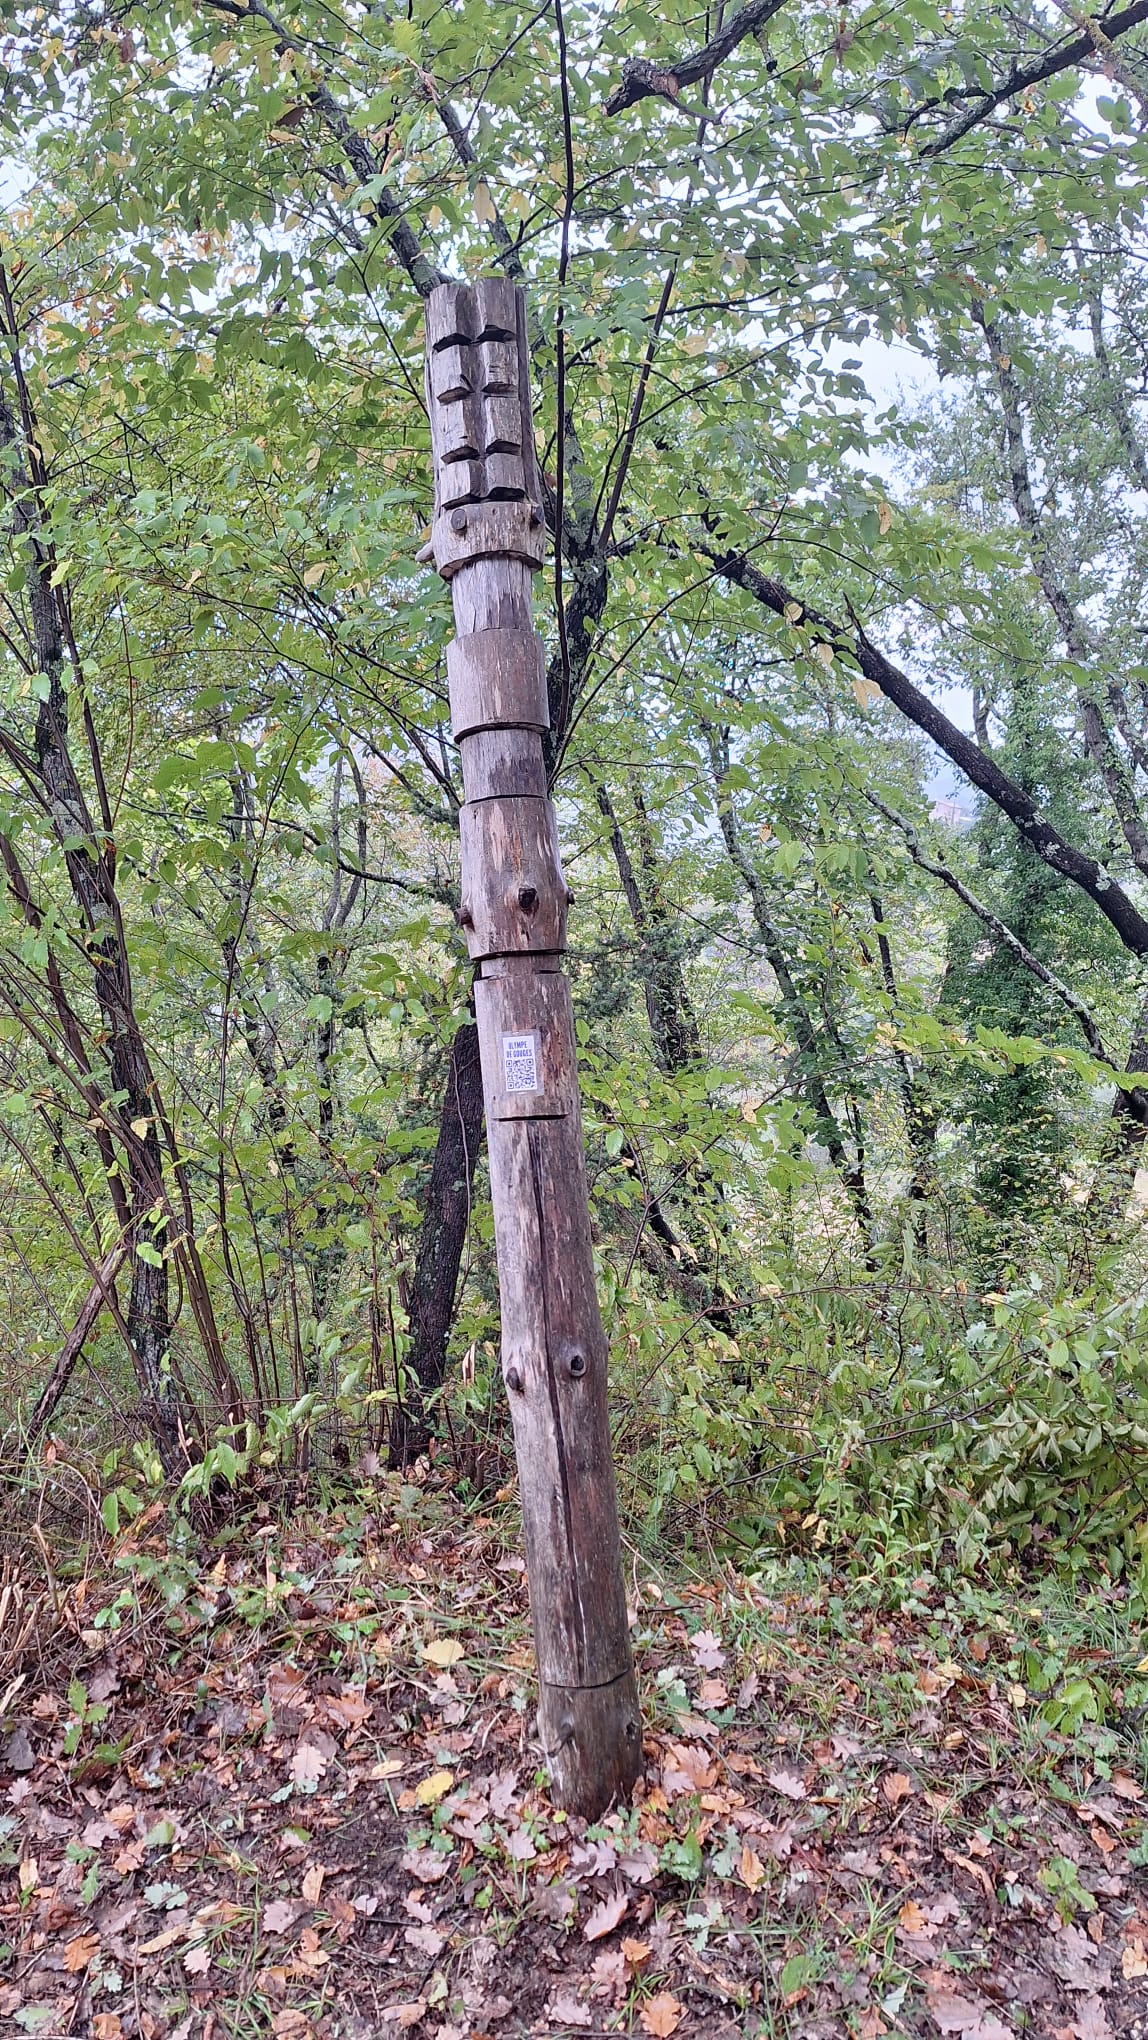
[2,1471,1146,2040]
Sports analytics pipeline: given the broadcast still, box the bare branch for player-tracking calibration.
[704,534,1148,958]
[915,0,1148,156]
[864,787,1112,1062]
[605,0,790,116]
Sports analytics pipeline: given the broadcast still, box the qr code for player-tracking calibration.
[502,1032,539,1093]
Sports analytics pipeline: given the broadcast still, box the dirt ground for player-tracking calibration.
[2,1494,1146,2038]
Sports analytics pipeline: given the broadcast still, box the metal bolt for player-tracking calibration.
[450,507,468,533]
[568,1350,586,1379]
[505,1365,524,1394]
[517,883,538,914]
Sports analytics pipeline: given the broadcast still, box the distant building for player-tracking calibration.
[930,797,972,831]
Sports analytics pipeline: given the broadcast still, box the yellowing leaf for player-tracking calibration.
[303,561,327,587]
[302,1863,324,1904]
[415,1768,454,1806]
[1123,1940,1147,1979]
[131,1117,149,1137]
[738,1842,765,1893]
[853,675,881,708]
[882,1771,915,1804]
[621,1937,651,1968]
[878,500,893,535]
[813,640,834,668]
[18,1857,37,1893]
[473,180,496,223]
[783,600,804,625]
[423,1638,464,1668]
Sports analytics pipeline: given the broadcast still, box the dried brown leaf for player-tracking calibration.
[290,1741,328,1788]
[582,1889,628,1942]
[689,1628,726,1671]
[262,1899,300,1934]
[883,1771,915,1805]
[767,1766,807,1801]
[640,1992,683,2037]
[925,1987,1015,2039]
[549,1992,591,2027]
[63,1931,100,1973]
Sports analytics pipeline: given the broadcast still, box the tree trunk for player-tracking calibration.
[389,1019,485,1466]
[23,1245,127,1452]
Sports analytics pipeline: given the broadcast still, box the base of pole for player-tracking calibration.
[538,1667,643,1818]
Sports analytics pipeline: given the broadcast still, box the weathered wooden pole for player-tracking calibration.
[423,277,641,1816]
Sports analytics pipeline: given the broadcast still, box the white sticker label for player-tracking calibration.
[502,1031,540,1094]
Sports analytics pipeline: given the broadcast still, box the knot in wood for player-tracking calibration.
[505,1364,524,1394]
[517,882,539,914]
[566,1349,586,1379]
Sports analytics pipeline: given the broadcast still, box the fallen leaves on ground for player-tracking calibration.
[2,1491,1145,2039]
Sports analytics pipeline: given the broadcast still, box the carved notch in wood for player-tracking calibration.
[425,279,543,516]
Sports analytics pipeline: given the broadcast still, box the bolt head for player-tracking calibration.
[450,507,468,533]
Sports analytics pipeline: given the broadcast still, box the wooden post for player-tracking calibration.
[423,278,642,1817]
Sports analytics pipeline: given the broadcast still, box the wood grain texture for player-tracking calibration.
[429,279,640,1818]
[457,796,568,960]
[432,498,545,580]
[538,1673,643,1815]
[483,1105,637,1673]
[447,630,549,737]
[450,557,534,635]
[475,968,579,1119]
[459,728,548,803]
